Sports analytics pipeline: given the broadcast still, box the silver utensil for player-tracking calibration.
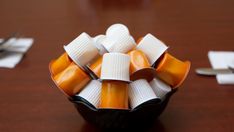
[0,32,19,46]
[196,67,234,76]
[0,34,22,57]
[0,32,22,50]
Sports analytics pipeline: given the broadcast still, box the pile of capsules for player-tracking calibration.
[49,23,191,110]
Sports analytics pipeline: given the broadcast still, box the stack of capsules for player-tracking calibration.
[49,23,190,114]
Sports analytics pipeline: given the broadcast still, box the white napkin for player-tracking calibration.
[208,51,234,85]
[0,38,34,68]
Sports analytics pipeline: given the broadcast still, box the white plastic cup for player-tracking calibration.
[100,53,130,82]
[92,35,108,55]
[129,79,158,109]
[150,78,171,99]
[76,80,102,108]
[136,33,168,65]
[106,23,130,38]
[64,32,99,67]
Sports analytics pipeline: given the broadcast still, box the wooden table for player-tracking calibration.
[0,0,234,131]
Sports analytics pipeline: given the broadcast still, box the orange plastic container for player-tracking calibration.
[50,62,91,97]
[128,50,150,74]
[50,53,72,76]
[99,80,129,109]
[128,50,156,81]
[155,53,191,88]
[89,56,103,78]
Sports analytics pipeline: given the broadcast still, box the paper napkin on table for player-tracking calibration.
[0,38,34,68]
[208,51,234,85]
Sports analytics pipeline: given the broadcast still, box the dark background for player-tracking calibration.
[0,0,233,131]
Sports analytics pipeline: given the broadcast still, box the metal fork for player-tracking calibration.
[0,32,19,46]
[0,33,22,57]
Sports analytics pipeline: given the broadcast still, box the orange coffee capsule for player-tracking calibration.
[99,80,129,109]
[128,50,156,82]
[128,50,151,74]
[89,56,103,78]
[99,53,130,109]
[50,53,72,76]
[49,33,103,97]
[53,62,91,97]
[155,53,191,88]
[50,32,99,77]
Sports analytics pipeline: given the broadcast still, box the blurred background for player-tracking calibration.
[0,0,233,132]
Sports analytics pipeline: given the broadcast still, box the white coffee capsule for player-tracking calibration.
[93,35,105,43]
[101,34,136,53]
[77,80,102,108]
[64,32,99,67]
[101,24,136,53]
[129,79,158,109]
[136,33,168,65]
[92,35,108,55]
[150,78,171,99]
[97,36,115,52]
[100,53,130,82]
[106,23,130,38]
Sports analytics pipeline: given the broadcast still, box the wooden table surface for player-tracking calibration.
[0,0,234,131]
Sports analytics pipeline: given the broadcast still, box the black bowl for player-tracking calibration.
[70,89,176,130]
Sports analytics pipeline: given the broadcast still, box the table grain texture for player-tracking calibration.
[0,0,234,131]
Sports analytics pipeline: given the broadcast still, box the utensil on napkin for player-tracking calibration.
[196,67,234,76]
[0,38,34,68]
[196,51,234,85]
[0,32,19,46]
